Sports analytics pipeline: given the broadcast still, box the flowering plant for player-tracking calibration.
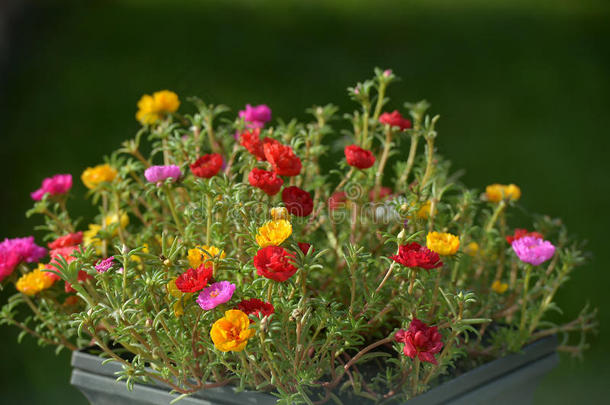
[0,70,597,403]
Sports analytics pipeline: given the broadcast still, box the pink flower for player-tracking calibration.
[511,236,556,266]
[31,174,72,201]
[196,281,236,310]
[395,318,443,364]
[144,165,182,184]
[0,237,47,281]
[95,256,114,273]
[239,104,272,129]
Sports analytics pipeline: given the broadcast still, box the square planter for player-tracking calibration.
[70,335,558,405]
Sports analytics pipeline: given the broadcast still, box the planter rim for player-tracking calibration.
[71,334,558,404]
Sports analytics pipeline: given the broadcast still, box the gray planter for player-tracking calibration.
[71,335,558,405]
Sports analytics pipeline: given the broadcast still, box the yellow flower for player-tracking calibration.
[103,213,129,230]
[270,207,289,221]
[426,232,460,256]
[167,278,189,317]
[485,184,521,203]
[464,242,479,257]
[188,245,225,268]
[130,243,149,263]
[83,224,103,250]
[16,264,55,296]
[416,200,432,219]
[491,280,508,294]
[255,220,292,247]
[136,90,180,124]
[81,164,118,190]
[210,310,255,352]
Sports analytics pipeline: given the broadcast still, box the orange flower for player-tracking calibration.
[210,310,255,352]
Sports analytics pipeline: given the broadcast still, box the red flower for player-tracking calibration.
[47,246,81,281]
[264,142,302,176]
[48,232,83,250]
[369,187,393,201]
[237,298,275,322]
[379,110,412,130]
[328,191,347,211]
[506,229,543,244]
[253,246,297,282]
[344,145,375,169]
[282,186,313,217]
[395,318,443,364]
[248,168,284,196]
[390,243,443,270]
[65,270,93,293]
[298,242,312,255]
[239,128,266,161]
[190,153,223,178]
[175,263,214,293]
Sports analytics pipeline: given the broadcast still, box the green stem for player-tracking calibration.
[164,186,185,236]
[485,200,506,232]
[419,137,435,191]
[411,357,421,397]
[399,134,420,190]
[519,265,533,333]
[373,127,393,200]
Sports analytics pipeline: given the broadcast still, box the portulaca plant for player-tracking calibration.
[0,69,597,404]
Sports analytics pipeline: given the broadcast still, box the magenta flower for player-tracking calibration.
[196,281,236,310]
[0,237,47,281]
[239,104,271,129]
[512,236,556,266]
[144,165,181,184]
[95,256,114,273]
[31,174,72,201]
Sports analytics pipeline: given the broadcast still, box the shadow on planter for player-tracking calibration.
[71,335,558,405]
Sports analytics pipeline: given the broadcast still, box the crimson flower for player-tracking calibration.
[282,186,313,217]
[237,298,275,322]
[175,263,214,293]
[48,232,83,250]
[190,154,223,178]
[369,187,393,201]
[328,191,347,211]
[253,246,297,282]
[248,168,283,196]
[395,318,443,364]
[390,242,443,270]
[506,228,543,244]
[344,145,375,169]
[379,110,412,130]
[297,242,312,255]
[264,142,302,176]
[239,128,266,161]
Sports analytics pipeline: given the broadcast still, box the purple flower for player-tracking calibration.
[238,104,271,129]
[31,174,72,201]
[0,236,47,281]
[512,236,556,266]
[144,165,181,184]
[95,256,114,273]
[196,281,236,310]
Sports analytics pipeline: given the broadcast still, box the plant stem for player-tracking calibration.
[519,265,533,333]
[411,357,420,397]
[374,126,393,200]
[419,137,435,191]
[164,185,185,236]
[399,133,420,189]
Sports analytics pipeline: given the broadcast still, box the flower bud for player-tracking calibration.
[270,207,289,221]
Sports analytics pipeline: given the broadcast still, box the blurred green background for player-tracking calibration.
[1,0,609,403]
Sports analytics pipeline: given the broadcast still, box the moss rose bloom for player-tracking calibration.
[298,242,312,255]
[511,236,556,266]
[282,186,313,217]
[390,242,442,270]
[328,191,348,211]
[48,232,83,250]
[344,145,375,169]
[31,174,72,201]
[264,142,302,176]
[95,256,115,273]
[190,154,223,178]
[240,128,266,161]
[196,281,236,310]
[426,232,460,256]
[0,237,47,281]
[175,263,214,293]
[253,246,297,282]
[506,229,543,244]
[237,298,274,322]
[379,110,412,130]
[210,310,255,352]
[395,318,443,364]
[144,165,182,184]
[249,168,284,196]
[239,104,272,129]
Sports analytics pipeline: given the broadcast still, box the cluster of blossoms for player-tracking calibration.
[0,69,595,404]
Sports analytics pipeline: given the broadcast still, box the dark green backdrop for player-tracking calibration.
[1,0,608,403]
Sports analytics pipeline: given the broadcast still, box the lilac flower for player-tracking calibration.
[144,165,181,184]
[95,256,114,273]
[31,174,72,201]
[0,236,47,281]
[238,104,271,129]
[196,281,236,310]
[512,236,556,266]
